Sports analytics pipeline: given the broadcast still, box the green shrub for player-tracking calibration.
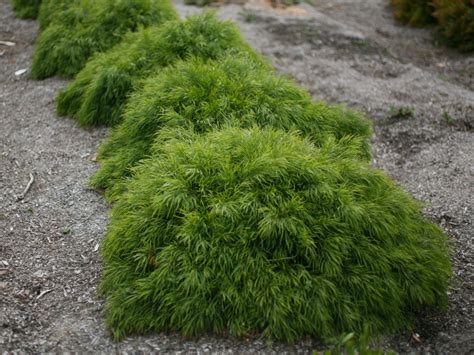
[37,0,76,31]
[30,0,178,79]
[391,0,436,26]
[56,12,266,126]
[12,0,41,18]
[432,0,474,52]
[100,126,451,341]
[90,56,372,200]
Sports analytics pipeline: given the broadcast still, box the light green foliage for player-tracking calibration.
[56,12,266,126]
[432,0,474,52]
[100,126,451,341]
[12,0,41,18]
[391,0,436,26]
[324,325,394,354]
[30,0,178,79]
[90,56,372,200]
[37,0,75,31]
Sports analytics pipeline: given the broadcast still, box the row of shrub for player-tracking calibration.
[391,0,474,52]
[13,0,451,345]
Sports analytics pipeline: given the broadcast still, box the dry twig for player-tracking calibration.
[36,289,53,300]
[16,173,35,201]
[0,40,15,47]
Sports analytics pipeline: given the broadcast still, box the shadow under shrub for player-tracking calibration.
[56,12,266,127]
[432,0,474,52]
[90,55,372,201]
[100,126,451,341]
[391,0,436,26]
[12,0,41,19]
[30,0,178,79]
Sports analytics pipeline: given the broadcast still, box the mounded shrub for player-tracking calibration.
[56,12,266,126]
[30,0,178,79]
[37,0,75,32]
[12,0,41,19]
[391,0,436,26]
[100,126,451,341]
[90,56,372,200]
[432,0,474,52]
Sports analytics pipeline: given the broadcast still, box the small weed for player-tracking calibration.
[437,74,449,82]
[62,228,71,236]
[443,111,455,126]
[388,105,415,119]
[240,10,257,23]
[303,24,313,34]
[26,208,34,214]
[323,325,393,354]
[353,38,370,47]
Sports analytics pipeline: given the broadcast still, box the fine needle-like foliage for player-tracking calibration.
[12,0,41,19]
[432,0,474,52]
[100,126,451,341]
[90,55,372,201]
[56,12,267,127]
[391,0,436,26]
[30,0,178,79]
[37,0,76,32]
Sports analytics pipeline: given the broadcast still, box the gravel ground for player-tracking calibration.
[1,0,473,353]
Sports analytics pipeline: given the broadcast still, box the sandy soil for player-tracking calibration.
[1,0,472,353]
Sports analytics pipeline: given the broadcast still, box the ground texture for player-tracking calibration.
[0,0,473,353]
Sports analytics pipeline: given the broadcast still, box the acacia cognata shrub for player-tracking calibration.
[90,55,372,200]
[391,0,436,26]
[37,0,76,32]
[56,12,267,127]
[12,0,41,19]
[100,126,451,341]
[30,0,178,79]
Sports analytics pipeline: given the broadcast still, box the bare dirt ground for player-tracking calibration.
[1,0,473,353]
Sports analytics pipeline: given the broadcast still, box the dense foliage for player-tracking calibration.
[37,0,75,31]
[391,0,474,51]
[391,0,436,26]
[90,56,372,200]
[56,13,266,127]
[12,0,41,18]
[30,0,178,79]
[100,127,451,341]
[432,0,474,52]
